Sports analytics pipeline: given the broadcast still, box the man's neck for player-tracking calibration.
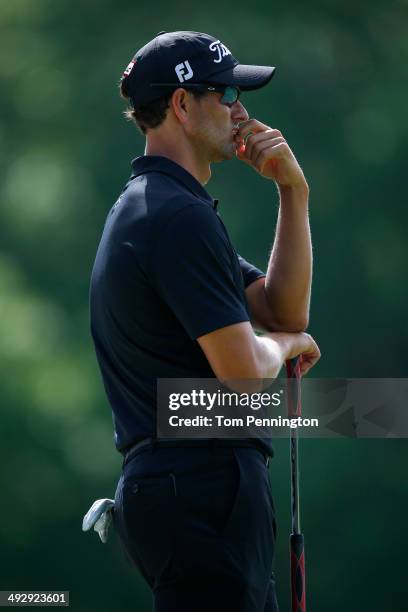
[145,139,211,186]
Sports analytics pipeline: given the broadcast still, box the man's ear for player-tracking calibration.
[170,88,191,124]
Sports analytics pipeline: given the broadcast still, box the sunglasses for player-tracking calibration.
[150,83,241,106]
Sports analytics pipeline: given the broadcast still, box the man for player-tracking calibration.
[90,31,320,612]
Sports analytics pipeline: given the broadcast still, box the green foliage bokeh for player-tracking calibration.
[1,1,407,610]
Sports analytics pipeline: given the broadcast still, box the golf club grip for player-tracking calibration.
[286,357,301,417]
[290,533,306,612]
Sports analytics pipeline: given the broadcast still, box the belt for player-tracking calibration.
[123,438,270,467]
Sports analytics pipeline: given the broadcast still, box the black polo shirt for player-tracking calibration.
[90,156,266,453]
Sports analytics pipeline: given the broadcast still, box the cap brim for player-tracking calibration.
[209,64,276,91]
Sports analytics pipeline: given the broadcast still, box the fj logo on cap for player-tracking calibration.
[175,60,193,82]
[209,40,231,64]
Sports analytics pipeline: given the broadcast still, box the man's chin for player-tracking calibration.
[213,144,236,163]
[207,137,237,163]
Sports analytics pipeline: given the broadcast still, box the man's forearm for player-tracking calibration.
[234,121,313,331]
[264,182,312,330]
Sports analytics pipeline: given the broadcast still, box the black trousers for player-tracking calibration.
[113,446,279,612]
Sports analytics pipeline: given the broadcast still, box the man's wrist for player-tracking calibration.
[277,180,309,200]
[277,182,309,211]
[264,331,296,361]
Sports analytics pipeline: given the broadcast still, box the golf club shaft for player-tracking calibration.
[286,358,306,612]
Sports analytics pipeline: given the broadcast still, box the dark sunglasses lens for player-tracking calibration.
[221,86,239,105]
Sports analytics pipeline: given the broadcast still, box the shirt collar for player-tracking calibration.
[131,155,218,209]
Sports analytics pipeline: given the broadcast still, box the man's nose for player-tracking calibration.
[231,100,249,122]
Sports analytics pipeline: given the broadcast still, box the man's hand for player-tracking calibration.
[235,119,307,188]
[266,331,321,376]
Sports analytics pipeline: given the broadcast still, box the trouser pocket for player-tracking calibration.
[222,449,276,550]
[116,473,180,583]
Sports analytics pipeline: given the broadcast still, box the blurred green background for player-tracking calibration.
[1,1,407,610]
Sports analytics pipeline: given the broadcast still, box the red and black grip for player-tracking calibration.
[290,533,306,612]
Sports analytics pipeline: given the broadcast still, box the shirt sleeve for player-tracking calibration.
[151,203,251,340]
[237,254,266,288]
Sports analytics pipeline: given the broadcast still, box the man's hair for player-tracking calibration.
[119,81,206,135]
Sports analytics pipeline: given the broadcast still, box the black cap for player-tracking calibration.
[121,31,276,106]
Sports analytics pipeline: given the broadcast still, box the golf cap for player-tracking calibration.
[121,31,276,106]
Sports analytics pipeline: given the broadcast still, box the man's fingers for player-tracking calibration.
[237,120,279,140]
[244,132,286,160]
[235,125,297,180]
[239,139,289,174]
[235,144,253,164]
[234,122,285,168]
[299,345,321,376]
[254,142,290,173]
[235,136,286,166]
[246,137,287,166]
[299,354,320,376]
